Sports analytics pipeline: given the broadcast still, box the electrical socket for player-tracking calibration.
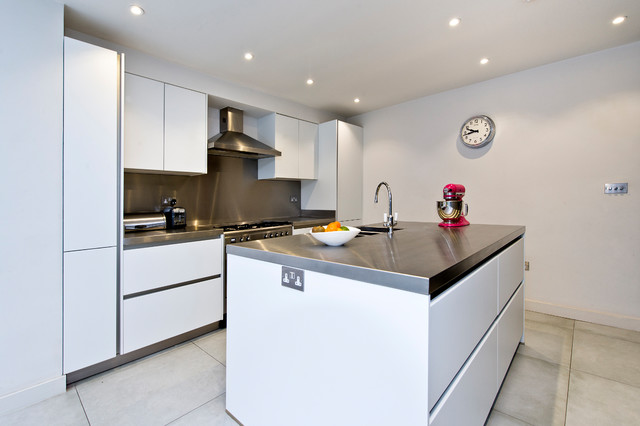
[524,261,530,271]
[290,195,299,203]
[604,183,628,194]
[161,195,175,206]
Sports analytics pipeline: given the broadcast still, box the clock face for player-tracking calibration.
[460,115,495,148]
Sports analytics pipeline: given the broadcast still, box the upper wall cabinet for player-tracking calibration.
[124,73,207,175]
[257,113,318,180]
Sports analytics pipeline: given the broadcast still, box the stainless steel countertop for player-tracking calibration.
[226,222,525,296]
[123,225,223,249]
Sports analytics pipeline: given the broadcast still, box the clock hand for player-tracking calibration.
[465,126,479,134]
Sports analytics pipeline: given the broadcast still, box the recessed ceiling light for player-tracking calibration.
[306,78,314,85]
[612,16,627,25]
[480,58,490,65]
[449,17,461,27]
[244,52,254,61]
[129,5,144,16]
[354,98,360,103]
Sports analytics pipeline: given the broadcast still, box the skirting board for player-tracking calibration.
[0,375,66,417]
[526,298,640,332]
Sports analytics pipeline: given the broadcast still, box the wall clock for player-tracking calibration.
[460,115,495,148]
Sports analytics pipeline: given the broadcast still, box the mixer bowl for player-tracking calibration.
[437,200,464,221]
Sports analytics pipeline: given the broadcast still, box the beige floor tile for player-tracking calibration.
[575,320,640,344]
[571,329,640,387]
[486,410,533,425]
[168,393,236,426]
[525,311,575,330]
[494,354,569,426]
[193,329,227,366]
[518,318,574,366]
[75,342,226,426]
[0,387,88,426]
[565,370,640,426]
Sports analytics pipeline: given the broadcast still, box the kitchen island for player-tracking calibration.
[226,222,525,425]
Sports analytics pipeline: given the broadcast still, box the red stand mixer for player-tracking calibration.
[436,183,470,227]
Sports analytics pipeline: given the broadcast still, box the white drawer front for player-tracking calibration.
[429,322,498,426]
[498,283,524,384]
[123,238,221,295]
[429,257,498,410]
[498,238,524,311]
[122,278,223,353]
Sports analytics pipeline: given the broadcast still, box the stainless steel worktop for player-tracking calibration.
[123,225,223,249]
[226,222,525,296]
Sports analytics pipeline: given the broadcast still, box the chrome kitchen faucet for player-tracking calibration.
[374,181,396,235]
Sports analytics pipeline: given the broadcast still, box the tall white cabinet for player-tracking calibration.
[63,37,120,374]
[301,120,363,225]
[124,73,207,175]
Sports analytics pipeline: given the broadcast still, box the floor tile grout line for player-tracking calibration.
[563,319,576,426]
[163,392,226,426]
[492,407,536,425]
[73,385,91,426]
[191,340,226,367]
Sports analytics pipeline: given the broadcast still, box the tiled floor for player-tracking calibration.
[1,311,639,425]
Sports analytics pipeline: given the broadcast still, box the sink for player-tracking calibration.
[355,226,404,236]
[359,226,403,233]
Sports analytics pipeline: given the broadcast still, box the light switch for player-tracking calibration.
[604,183,628,194]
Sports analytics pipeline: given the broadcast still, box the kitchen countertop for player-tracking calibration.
[123,225,223,249]
[226,221,525,296]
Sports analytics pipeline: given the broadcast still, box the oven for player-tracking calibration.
[221,221,293,325]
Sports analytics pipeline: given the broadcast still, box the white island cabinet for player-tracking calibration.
[226,223,525,426]
[124,73,207,175]
[301,120,363,226]
[63,37,120,374]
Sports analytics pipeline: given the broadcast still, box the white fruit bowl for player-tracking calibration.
[309,226,361,246]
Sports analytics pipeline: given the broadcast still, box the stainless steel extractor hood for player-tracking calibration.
[207,107,281,159]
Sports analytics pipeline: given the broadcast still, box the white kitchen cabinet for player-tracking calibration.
[64,37,119,252]
[124,73,207,175]
[257,113,318,180]
[428,256,498,410]
[123,238,222,295]
[301,120,363,224]
[63,248,117,373]
[63,37,120,373]
[123,73,164,171]
[498,283,524,384]
[429,322,498,426]
[498,238,525,311]
[122,237,223,353]
[123,278,223,353]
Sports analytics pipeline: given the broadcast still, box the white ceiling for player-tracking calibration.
[62,0,640,117]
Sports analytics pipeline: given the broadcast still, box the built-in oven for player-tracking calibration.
[221,221,293,326]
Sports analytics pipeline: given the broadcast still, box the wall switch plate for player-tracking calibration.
[604,183,628,194]
[282,266,304,291]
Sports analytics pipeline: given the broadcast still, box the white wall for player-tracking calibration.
[351,42,640,331]
[0,0,66,414]
[65,30,339,125]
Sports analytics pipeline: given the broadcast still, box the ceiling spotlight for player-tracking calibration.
[306,78,314,85]
[244,52,254,61]
[129,5,144,16]
[612,16,627,25]
[354,98,360,103]
[449,17,461,27]
[480,58,490,65]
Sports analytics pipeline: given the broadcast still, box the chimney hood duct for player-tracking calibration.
[207,107,281,159]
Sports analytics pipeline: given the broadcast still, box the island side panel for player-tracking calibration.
[226,254,430,426]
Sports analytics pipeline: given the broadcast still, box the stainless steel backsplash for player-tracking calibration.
[124,155,301,225]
